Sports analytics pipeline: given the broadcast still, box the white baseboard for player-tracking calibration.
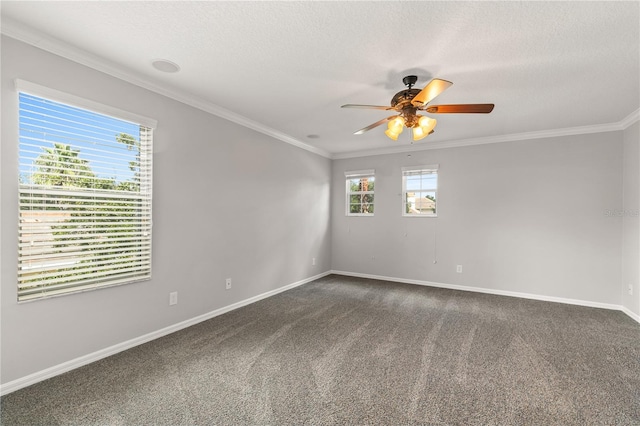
[330,270,640,323]
[0,271,332,397]
[621,306,640,323]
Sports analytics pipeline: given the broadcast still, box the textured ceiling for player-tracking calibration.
[2,1,639,157]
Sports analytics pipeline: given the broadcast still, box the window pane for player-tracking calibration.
[346,174,374,216]
[406,175,422,189]
[349,194,362,204]
[406,191,436,214]
[420,174,437,190]
[405,173,436,191]
[403,168,437,216]
[18,92,153,301]
[349,179,361,191]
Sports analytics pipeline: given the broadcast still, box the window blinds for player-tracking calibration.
[401,164,439,175]
[17,88,154,301]
[345,169,375,179]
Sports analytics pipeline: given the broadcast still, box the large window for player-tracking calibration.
[402,165,438,216]
[346,170,375,216]
[17,81,155,301]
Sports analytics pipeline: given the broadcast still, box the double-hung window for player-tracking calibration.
[17,80,156,301]
[346,170,375,216]
[402,165,438,217]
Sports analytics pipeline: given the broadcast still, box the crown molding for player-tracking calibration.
[0,18,332,159]
[620,108,640,130]
[2,17,637,162]
[332,112,639,160]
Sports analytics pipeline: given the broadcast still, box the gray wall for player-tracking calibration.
[623,121,640,316]
[1,36,332,384]
[331,133,624,305]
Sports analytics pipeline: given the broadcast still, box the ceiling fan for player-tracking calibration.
[342,75,494,141]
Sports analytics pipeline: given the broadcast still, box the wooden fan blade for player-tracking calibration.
[354,116,397,135]
[425,104,495,114]
[411,78,453,107]
[341,104,393,110]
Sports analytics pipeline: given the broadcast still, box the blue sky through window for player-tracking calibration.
[19,93,141,185]
[405,173,437,192]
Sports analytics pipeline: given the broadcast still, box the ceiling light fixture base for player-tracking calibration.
[402,75,418,89]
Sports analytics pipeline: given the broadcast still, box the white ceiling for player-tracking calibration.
[2,1,639,158]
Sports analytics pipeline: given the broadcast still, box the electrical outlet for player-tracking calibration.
[629,284,634,296]
[456,265,463,273]
[225,278,232,290]
[169,292,178,306]
[312,257,316,266]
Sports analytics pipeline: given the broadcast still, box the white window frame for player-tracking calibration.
[345,169,375,216]
[16,80,156,301]
[402,165,438,217]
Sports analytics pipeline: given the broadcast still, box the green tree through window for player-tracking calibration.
[346,173,375,215]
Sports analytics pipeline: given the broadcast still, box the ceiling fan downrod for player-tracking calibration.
[402,75,418,89]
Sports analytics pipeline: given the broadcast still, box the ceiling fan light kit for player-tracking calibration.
[342,75,494,142]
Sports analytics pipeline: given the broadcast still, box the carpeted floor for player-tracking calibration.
[2,274,640,425]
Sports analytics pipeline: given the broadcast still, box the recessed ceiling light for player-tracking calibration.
[151,59,180,73]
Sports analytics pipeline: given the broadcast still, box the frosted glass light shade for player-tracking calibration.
[418,116,437,133]
[385,126,403,140]
[385,117,404,140]
[412,126,427,141]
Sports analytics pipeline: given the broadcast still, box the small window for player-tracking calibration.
[402,165,438,217]
[17,81,156,301]
[345,170,375,216]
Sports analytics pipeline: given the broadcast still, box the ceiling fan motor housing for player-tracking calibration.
[391,88,422,127]
[390,89,421,109]
[402,110,420,128]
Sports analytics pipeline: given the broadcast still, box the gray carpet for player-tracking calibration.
[2,274,639,425]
